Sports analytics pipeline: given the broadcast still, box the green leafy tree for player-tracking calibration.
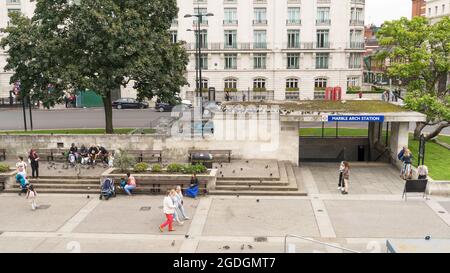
[1,0,188,133]
[376,16,450,140]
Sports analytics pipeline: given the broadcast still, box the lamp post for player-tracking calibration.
[185,11,214,137]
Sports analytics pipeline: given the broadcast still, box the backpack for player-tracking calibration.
[397,149,405,160]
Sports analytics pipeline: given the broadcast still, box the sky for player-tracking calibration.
[365,0,412,26]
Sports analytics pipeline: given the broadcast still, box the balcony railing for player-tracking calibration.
[286,19,302,26]
[283,42,333,49]
[253,19,268,26]
[316,19,331,26]
[184,42,270,51]
[350,19,365,26]
[348,42,365,49]
[351,0,365,5]
[223,20,238,25]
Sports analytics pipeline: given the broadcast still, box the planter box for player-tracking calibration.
[0,170,17,192]
[101,168,217,195]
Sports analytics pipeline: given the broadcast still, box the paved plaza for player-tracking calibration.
[1,163,450,253]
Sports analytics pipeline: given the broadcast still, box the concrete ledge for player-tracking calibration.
[0,170,17,191]
[427,181,450,196]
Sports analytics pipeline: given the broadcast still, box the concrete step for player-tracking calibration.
[7,183,99,190]
[216,180,289,186]
[31,176,100,180]
[29,178,99,185]
[208,190,307,196]
[215,184,298,191]
[3,188,96,194]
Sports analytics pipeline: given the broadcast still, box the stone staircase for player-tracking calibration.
[209,161,306,196]
[3,176,100,194]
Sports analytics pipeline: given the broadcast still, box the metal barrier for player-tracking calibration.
[284,234,360,253]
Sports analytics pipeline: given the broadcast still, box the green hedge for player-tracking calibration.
[133,162,149,173]
[0,164,9,173]
[167,163,207,174]
[151,164,162,173]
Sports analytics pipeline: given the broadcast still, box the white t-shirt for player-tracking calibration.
[163,196,175,214]
[16,161,27,170]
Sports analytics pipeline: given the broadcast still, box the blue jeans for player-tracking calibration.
[124,185,136,195]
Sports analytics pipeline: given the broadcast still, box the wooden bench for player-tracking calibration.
[0,148,5,161]
[35,149,55,161]
[128,150,162,163]
[115,179,208,195]
[188,149,232,163]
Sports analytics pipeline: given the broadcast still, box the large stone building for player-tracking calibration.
[425,0,450,23]
[175,0,365,102]
[0,0,366,103]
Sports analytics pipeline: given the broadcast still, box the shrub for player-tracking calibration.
[151,164,162,173]
[0,164,10,173]
[167,163,185,173]
[183,164,207,174]
[113,149,136,172]
[133,162,149,173]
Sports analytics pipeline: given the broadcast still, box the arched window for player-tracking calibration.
[224,78,237,90]
[314,77,327,100]
[253,78,266,90]
[286,78,299,89]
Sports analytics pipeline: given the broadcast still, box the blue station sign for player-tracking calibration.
[328,115,385,122]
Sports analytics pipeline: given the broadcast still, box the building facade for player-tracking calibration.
[412,0,427,17]
[426,0,450,23]
[0,0,366,102]
[175,0,365,102]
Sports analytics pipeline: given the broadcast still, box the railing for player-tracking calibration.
[223,20,238,25]
[316,19,331,26]
[348,42,365,49]
[350,19,365,26]
[184,42,270,51]
[286,19,302,25]
[351,0,365,5]
[253,19,268,26]
[284,234,360,253]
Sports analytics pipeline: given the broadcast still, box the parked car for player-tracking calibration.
[155,102,175,112]
[202,101,221,118]
[194,121,214,135]
[112,98,149,109]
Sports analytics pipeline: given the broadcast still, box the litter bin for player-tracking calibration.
[358,145,365,162]
[191,152,213,169]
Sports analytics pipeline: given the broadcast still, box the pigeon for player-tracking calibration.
[223,245,230,250]
[87,195,90,199]
[246,160,249,163]
[185,234,189,239]
[241,244,245,250]
[232,170,235,174]
[171,240,176,247]
[236,195,239,198]
[247,245,253,249]
[270,173,273,177]
[265,165,269,169]
[256,199,260,203]
[240,168,243,171]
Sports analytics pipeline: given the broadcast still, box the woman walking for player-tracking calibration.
[338,161,345,191]
[28,149,40,178]
[175,186,189,220]
[159,190,177,232]
[342,162,350,195]
[170,189,184,225]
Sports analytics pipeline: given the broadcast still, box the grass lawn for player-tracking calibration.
[299,128,369,137]
[437,135,450,146]
[409,136,450,181]
[299,127,450,180]
[0,128,135,135]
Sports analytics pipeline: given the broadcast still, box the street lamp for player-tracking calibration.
[185,11,214,137]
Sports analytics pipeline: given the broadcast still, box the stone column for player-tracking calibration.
[389,122,410,168]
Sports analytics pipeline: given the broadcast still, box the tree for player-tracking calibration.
[376,16,450,141]
[1,0,188,133]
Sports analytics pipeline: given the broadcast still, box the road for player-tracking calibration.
[0,108,170,130]
[0,108,448,135]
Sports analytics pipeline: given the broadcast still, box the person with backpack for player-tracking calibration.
[398,146,407,178]
[16,172,29,196]
[402,149,413,180]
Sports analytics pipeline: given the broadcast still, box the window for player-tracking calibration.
[350,8,364,23]
[170,31,178,44]
[287,7,301,24]
[196,79,208,90]
[224,78,237,90]
[7,0,21,4]
[194,8,208,24]
[443,4,446,13]
[195,31,208,49]
[349,53,362,69]
[224,54,237,69]
[254,53,267,69]
[286,78,299,89]
[317,7,330,24]
[316,53,329,69]
[224,8,237,24]
[435,6,438,15]
[287,53,300,69]
[224,30,237,49]
[316,30,329,48]
[347,76,360,87]
[349,30,363,48]
[254,8,267,24]
[254,30,267,49]
[196,54,208,70]
[253,78,266,90]
[314,78,327,99]
[429,8,432,15]
[287,30,300,48]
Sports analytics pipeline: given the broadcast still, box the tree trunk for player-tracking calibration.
[424,122,449,141]
[413,122,426,140]
[102,90,114,134]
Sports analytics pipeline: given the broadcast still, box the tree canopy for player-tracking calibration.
[1,0,188,133]
[376,16,450,140]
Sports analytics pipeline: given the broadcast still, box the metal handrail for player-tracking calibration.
[284,234,361,253]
